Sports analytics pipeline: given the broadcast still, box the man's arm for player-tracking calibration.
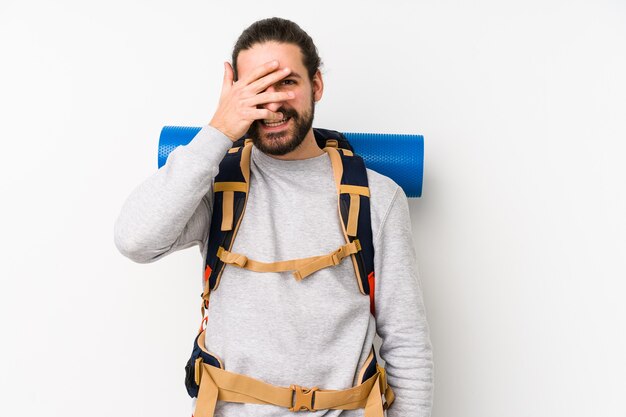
[113,125,233,263]
[374,187,434,417]
[114,60,295,263]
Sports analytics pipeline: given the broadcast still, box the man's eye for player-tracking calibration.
[281,80,296,85]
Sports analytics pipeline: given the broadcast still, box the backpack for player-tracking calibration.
[185,128,394,417]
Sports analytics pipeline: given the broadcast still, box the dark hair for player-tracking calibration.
[232,17,322,81]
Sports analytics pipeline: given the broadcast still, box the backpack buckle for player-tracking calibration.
[325,139,338,148]
[289,384,319,412]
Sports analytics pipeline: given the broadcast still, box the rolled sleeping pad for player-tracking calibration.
[158,126,424,198]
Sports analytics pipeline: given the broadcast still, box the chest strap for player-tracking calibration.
[216,240,361,281]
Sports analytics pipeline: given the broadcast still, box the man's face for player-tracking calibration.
[237,42,323,155]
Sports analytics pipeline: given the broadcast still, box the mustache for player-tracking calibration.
[271,106,298,120]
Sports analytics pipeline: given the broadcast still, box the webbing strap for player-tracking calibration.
[193,361,393,417]
[216,240,361,281]
[215,183,247,232]
[339,184,370,197]
[221,191,234,231]
[293,240,359,280]
[325,147,343,191]
[214,182,247,193]
[347,193,360,237]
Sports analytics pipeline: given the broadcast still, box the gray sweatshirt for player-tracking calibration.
[114,125,433,417]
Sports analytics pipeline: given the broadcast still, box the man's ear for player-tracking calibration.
[312,69,324,102]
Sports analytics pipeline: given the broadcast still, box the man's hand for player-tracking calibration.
[209,60,294,141]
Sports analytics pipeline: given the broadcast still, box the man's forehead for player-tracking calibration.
[237,42,306,75]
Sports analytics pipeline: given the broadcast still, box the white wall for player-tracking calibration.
[1,1,624,416]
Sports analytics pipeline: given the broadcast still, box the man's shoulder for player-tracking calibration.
[365,168,406,234]
[366,168,403,200]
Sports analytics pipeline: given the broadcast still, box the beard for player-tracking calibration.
[247,95,315,156]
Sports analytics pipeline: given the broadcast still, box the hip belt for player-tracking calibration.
[193,359,394,417]
[187,331,395,417]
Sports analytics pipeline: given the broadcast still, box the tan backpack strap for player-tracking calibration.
[347,193,360,237]
[293,240,361,280]
[194,365,219,417]
[214,181,249,232]
[214,182,248,193]
[326,148,368,238]
[193,361,391,417]
[221,191,234,231]
[216,240,361,281]
[325,146,343,191]
[339,185,370,196]
[221,142,251,232]
[192,329,394,417]
[240,141,251,183]
[339,185,370,237]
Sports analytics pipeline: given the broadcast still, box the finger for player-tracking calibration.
[238,60,280,86]
[247,67,292,94]
[250,108,284,121]
[243,91,294,107]
[222,62,234,89]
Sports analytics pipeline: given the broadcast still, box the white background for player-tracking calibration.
[1,1,625,416]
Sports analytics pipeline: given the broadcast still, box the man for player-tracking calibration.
[115,17,433,417]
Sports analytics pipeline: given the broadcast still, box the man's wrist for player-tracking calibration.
[208,121,238,142]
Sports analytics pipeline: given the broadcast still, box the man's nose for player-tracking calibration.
[260,84,283,113]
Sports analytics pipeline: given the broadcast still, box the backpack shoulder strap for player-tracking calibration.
[319,129,377,316]
[201,140,252,315]
[314,127,354,152]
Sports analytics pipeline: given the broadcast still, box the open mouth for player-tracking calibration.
[262,117,291,128]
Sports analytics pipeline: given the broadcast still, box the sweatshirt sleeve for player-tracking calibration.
[113,125,234,263]
[374,187,434,417]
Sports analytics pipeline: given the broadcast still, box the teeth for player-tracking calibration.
[263,117,289,127]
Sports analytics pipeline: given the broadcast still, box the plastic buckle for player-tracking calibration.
[325,139,338,148]
[289,384,319,412]
[330,252,340,266]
